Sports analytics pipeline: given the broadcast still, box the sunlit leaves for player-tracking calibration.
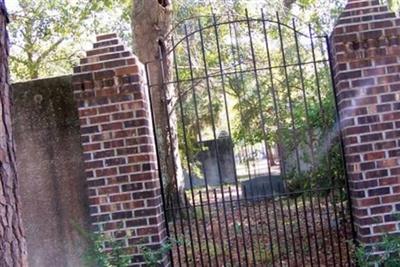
[9,0,131,81]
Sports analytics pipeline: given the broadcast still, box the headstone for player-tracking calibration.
[241,175,285,200]
[197,136,236,186]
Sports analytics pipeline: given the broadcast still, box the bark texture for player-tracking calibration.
[132,0,184,207]
[0,1,28,266]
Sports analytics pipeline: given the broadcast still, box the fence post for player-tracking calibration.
[330,0,400,254]
[72,33,169,266]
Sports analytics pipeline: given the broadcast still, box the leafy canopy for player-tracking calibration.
[8,0,131,81]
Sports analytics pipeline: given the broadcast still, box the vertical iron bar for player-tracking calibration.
[308,193,321,266]
[252,199,263,264]
[212,14,240,266]
[171,37,201,267]
[182,25,216,265]
[243,185,257,265]
[294,197,306,267]
[199,191,212,266]
[213,188,227,266]
[256,188,271,264]
[227,13,253,185]
[331,189,344,267]
[309,26,325,115]
[271,193,284,266]
[157,45,182,211]
[292,19,316,166]
[183,25,203,144]
[158,45,193,267]
[262,184,276,265]
[145,62,174,266]
[231,18,256,186]
[325,35,357,244]
[245,12,287,266]
[228,186,242,267]
[260,14,285,266]
[178,30,206,267]
[276,12,301,174]
[301,194,313,266]
[204,189,219,266]
[174,193,189,266]
[169,195,182,266]
[311,33,341,266]
[316,192,329,265]
[198,17,228,265]
[261,9,286,178]
[339,186,351,263]
[236,183,249,266]
[245,7,276,210]
[278,194,290,266]
[325,192,336,267]
[183,194,197,266]
[286,197,298,266]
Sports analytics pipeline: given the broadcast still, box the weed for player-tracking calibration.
[140,238,180,267]
[355,234,400,266]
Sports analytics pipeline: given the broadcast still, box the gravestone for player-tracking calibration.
[197,136,236,186]
[241,175,285,200]
[183,170,205,189]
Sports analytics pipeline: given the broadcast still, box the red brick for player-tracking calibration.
[98,186,120,195]
[373,224,396,233]
[96,33,118,42]
[364,151,385,161]
[382,194,400,203]
[379,176,400,186]
[371,205,392,214]
[73,34,182,266]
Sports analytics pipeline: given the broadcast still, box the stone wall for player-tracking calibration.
[12,76,90,267]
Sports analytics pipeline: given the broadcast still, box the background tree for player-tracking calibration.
[6,0,348,206]
[0,0,28,266]
[130,0,349,205]
[132,0,186,207]
[8,0,131,81]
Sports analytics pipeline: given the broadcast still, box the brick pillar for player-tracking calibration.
[331,0,400,249]
[72,33,168,266]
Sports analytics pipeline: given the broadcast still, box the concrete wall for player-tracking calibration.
[12,76,90,267]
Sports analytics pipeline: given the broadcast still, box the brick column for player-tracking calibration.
[331,0,400,249]
[72,33,168,266]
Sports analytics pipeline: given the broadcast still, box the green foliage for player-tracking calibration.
[171,1,346,185]
[234,222,242,234]
[284,141,346,193]
[355,234,400,267]
[386,0,400,11]
[8,0,131,81]
[7,0,346,82]
[140,239,180,267]
[74,225,130,267]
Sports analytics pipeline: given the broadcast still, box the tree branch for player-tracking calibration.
[35,37,65,64]
[9,55,27,64]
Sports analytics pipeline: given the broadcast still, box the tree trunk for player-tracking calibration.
[0,1,28,266]
[132,0,185,210]
[267,144,276,166]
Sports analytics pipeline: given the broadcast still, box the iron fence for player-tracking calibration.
[146,10,355,267]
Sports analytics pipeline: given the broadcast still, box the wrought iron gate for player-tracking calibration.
[146,11,355,267]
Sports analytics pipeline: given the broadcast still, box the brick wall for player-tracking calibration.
[331,0,400,249]
[72,33,168,266]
